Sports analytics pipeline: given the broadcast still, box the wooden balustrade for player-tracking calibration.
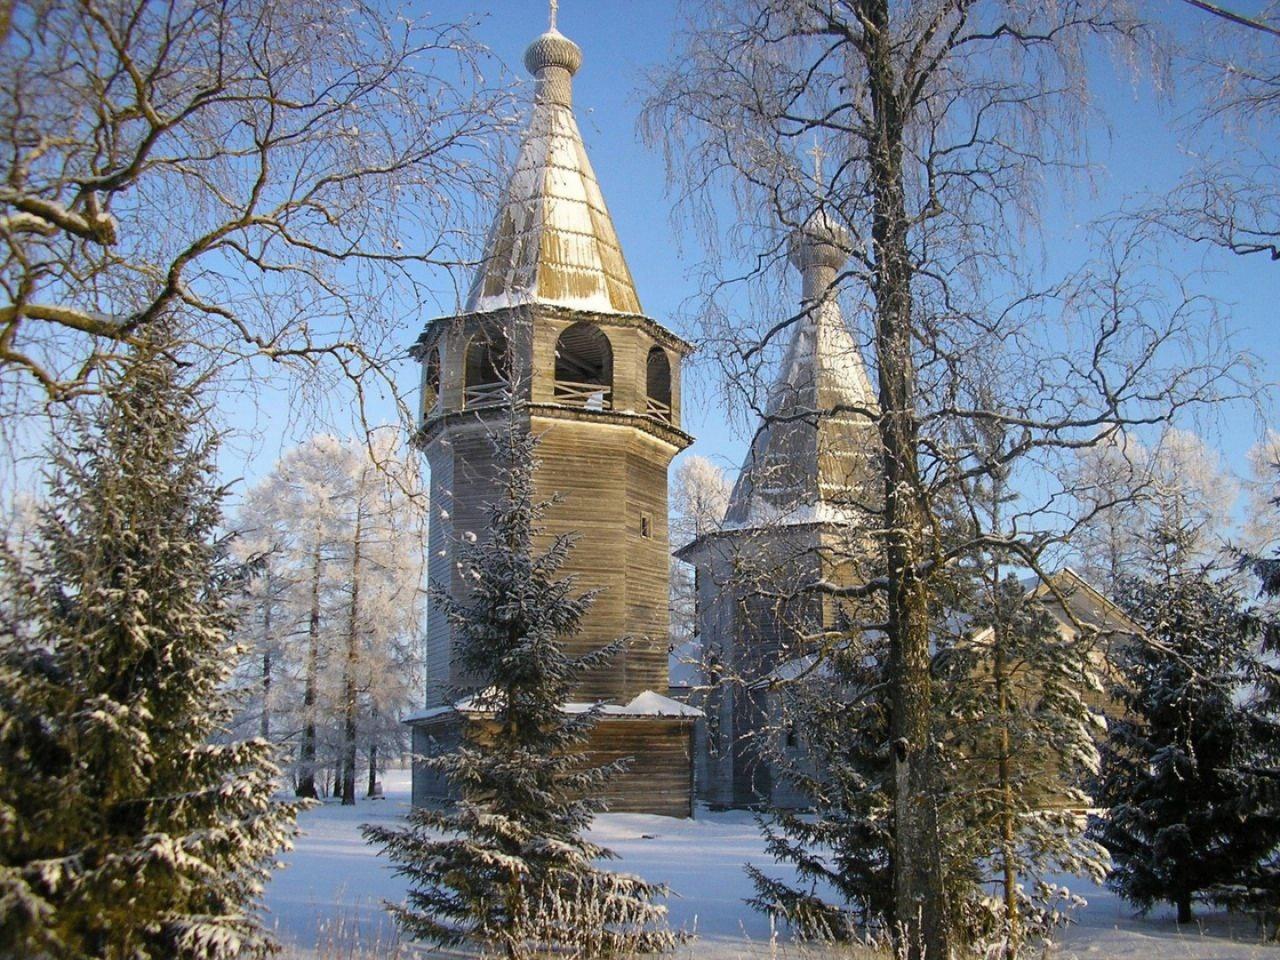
[554,379,612,411]
[646,395,672,424]
[463,380,509,408]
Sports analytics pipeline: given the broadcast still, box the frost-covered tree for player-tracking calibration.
[645,5,1245,953]
[669,454,731,655]
[1068,436,1152,592]
[0,338,302,959]
[228,482,296,743]
[363,412,677,958]
[229,433,425,802]
[750,408,1108,956]
[1244,431,1280,566]
[246,437,352,798]
[328,433,426,804]
[1070,428,1240,590]
[746,633,894,942]
[0,0,511,438]
[1093,529,1280,923]
[748,575,1109,956]
[1212,435,1280,927]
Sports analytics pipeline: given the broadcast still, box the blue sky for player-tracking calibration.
[222,1,1279,506]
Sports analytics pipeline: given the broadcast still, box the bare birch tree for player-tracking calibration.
[1158,1,1280,261]
[0,0,512,433]
[644,4,1247,956]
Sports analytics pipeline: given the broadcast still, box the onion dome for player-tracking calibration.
[789,207,851,281]
[524,29,583,79]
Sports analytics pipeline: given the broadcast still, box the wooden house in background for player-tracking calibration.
[405,19,700,818]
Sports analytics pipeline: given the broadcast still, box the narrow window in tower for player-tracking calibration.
[640,513,652,538]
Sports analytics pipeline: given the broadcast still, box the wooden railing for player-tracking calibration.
[646,395,673,424]
[554,379,611,411]
[463,380,509,409]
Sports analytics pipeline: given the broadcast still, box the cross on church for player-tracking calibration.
[550,0,559,31]
[807,136,826,195]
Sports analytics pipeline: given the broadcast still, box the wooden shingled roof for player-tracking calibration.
[465,29,643,317]
[724,257,880,530]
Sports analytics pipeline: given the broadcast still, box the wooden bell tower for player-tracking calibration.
[407,13,700,816]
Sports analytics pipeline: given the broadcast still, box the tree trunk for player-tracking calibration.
[861,2,951,956]
[995,612,1020,959]
[261,576,273,740]
[261,649,272,740]
[1177,893,1193,924]
[340,508,364,806]
[367,703,381,797]
[296,537,323,800]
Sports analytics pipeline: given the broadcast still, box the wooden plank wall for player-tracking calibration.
[589,718,696,818]
[408,715,696,818]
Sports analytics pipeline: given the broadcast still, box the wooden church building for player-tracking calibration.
[676,208,882,809]
[675,210,1141,810]
[405,17,700,818]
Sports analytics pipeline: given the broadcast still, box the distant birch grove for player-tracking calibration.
[227,432,428,804]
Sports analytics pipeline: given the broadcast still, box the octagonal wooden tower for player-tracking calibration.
[406,19,699,817]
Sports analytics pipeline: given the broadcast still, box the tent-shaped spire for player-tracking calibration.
[723,210,879,529]
[465,22,642,316]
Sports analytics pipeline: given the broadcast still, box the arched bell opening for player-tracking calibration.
[554,322,613,411]
[421,346,441,420]
[464,330,511,408]
[646,346,672,423]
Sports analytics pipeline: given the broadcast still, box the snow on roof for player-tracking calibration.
[620,691,703,717]
[464,28,642,316]
[405,689,701,724]
[402,704,455,724]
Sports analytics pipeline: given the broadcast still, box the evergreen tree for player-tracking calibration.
[936,574,1109,956]
[1199,450,1280,929]
[363,410,677,958]
[747,576,1108,956]
[745,632,894,942]
[1093,551,1280,923]
[0,339,303,959]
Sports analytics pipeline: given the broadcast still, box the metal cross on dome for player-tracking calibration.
[550,0,558,31]
[807,136,826,195]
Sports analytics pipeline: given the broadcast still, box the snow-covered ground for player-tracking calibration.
[262,767,1279,959]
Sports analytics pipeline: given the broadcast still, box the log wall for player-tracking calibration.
[408,714,696,818]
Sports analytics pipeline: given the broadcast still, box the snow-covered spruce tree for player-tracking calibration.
[745,631,895,942]
[363,409,677,958]
[935,573,1109,956]
[1189,446,1280,931]
[0,338,303,959]
[1093,529,1280,924]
